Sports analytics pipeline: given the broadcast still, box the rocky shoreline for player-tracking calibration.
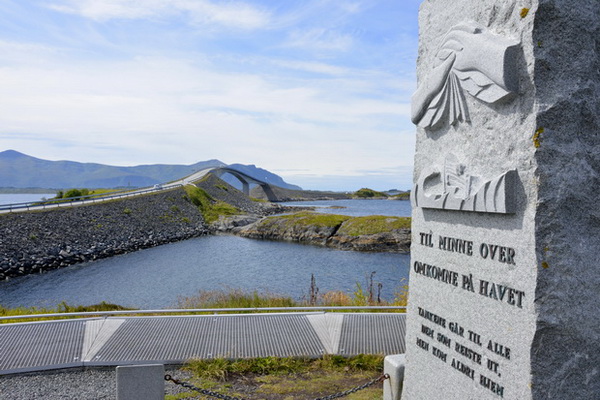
[0,178,410,281]
[214,212,411,253]
[0,188,209,280]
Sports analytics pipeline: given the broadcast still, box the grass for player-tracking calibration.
[166,355,386,400]
[264,211,350,229]
[353,188,388,199]
[177,289,297,310]
[0,301,134,324]
[184,185,240,223]
[391,192,410,200]
[176,279,408,310]
[337,216,411,236]
[255,212,411,239]
[88,188,122,195]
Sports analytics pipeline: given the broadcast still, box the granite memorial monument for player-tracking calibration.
[403,1,599,399]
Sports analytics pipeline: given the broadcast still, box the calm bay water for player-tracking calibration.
[0,199,411,310]
[281,199,411,217]
[0,235,409,309]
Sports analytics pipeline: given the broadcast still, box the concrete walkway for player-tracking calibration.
[0,312,406,375]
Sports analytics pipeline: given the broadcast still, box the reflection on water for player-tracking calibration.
[0,235,410,310]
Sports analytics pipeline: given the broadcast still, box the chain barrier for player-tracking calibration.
[165,373,389,400]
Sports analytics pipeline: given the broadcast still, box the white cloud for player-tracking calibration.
[0,40,414,175]
[49,0,271,29]
[272,59,349,76]
[0,0,420,189]
[284,28,354,52]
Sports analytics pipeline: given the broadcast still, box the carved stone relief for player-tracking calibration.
[411,21,520,129]
[412,154,517,214]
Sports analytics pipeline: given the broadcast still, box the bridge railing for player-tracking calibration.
[0,306,407,321]
[0,184,184,213]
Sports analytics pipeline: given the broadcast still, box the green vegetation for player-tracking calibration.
[264,211,350,229]
[257,212,410,238]
[52,188,121,201]
[185,354,383,380]
[353,188,388,199]
[0,301,133,324]
[391,191,410,200]
[55,188,90,200]
[184,185,239,223]
[166,355,385,400]
[337,215,411,236]
[177,289,297,310]
[176,281,408,310]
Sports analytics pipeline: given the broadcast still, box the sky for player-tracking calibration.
[0,0,422,191]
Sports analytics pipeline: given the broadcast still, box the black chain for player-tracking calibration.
[165,373,389,400]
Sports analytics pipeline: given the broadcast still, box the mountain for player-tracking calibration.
[0,150,301,191]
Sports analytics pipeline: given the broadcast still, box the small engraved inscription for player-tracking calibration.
[417,232,516,265]
[480,374,505,397]
[415,306,512,397]
[420,232,434,247]
[479,280,525,308]
[437,332,452,348]
[413,231,525,309]
[439,235,473,256]
[413,261,459,287]
[449,321,465,337]
[418,307,447,328]
[487,340,511,360]
[480,243,516,264]
[455,341,482,365]
[417,337,430,351]
[421,324,435,338]
[451,358,475,380]
[468,330,483,346]
[432,346,448,363]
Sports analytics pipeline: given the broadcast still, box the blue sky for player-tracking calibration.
[0,0,421,191]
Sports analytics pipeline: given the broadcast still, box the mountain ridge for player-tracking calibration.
[0,150,301,191]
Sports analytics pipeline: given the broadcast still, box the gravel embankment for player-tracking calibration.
[0,367,193,400]
[0,188,208,280]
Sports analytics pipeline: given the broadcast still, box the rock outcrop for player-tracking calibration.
[233,212,411,253]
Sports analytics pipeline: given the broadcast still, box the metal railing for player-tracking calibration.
[0,306,406,321]
[0,184,184,213]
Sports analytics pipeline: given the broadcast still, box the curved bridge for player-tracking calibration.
[0,166,277,214]
[182,166,273,197]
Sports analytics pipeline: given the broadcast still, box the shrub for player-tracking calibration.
[63,189,83,199]
[353,188,388,198]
